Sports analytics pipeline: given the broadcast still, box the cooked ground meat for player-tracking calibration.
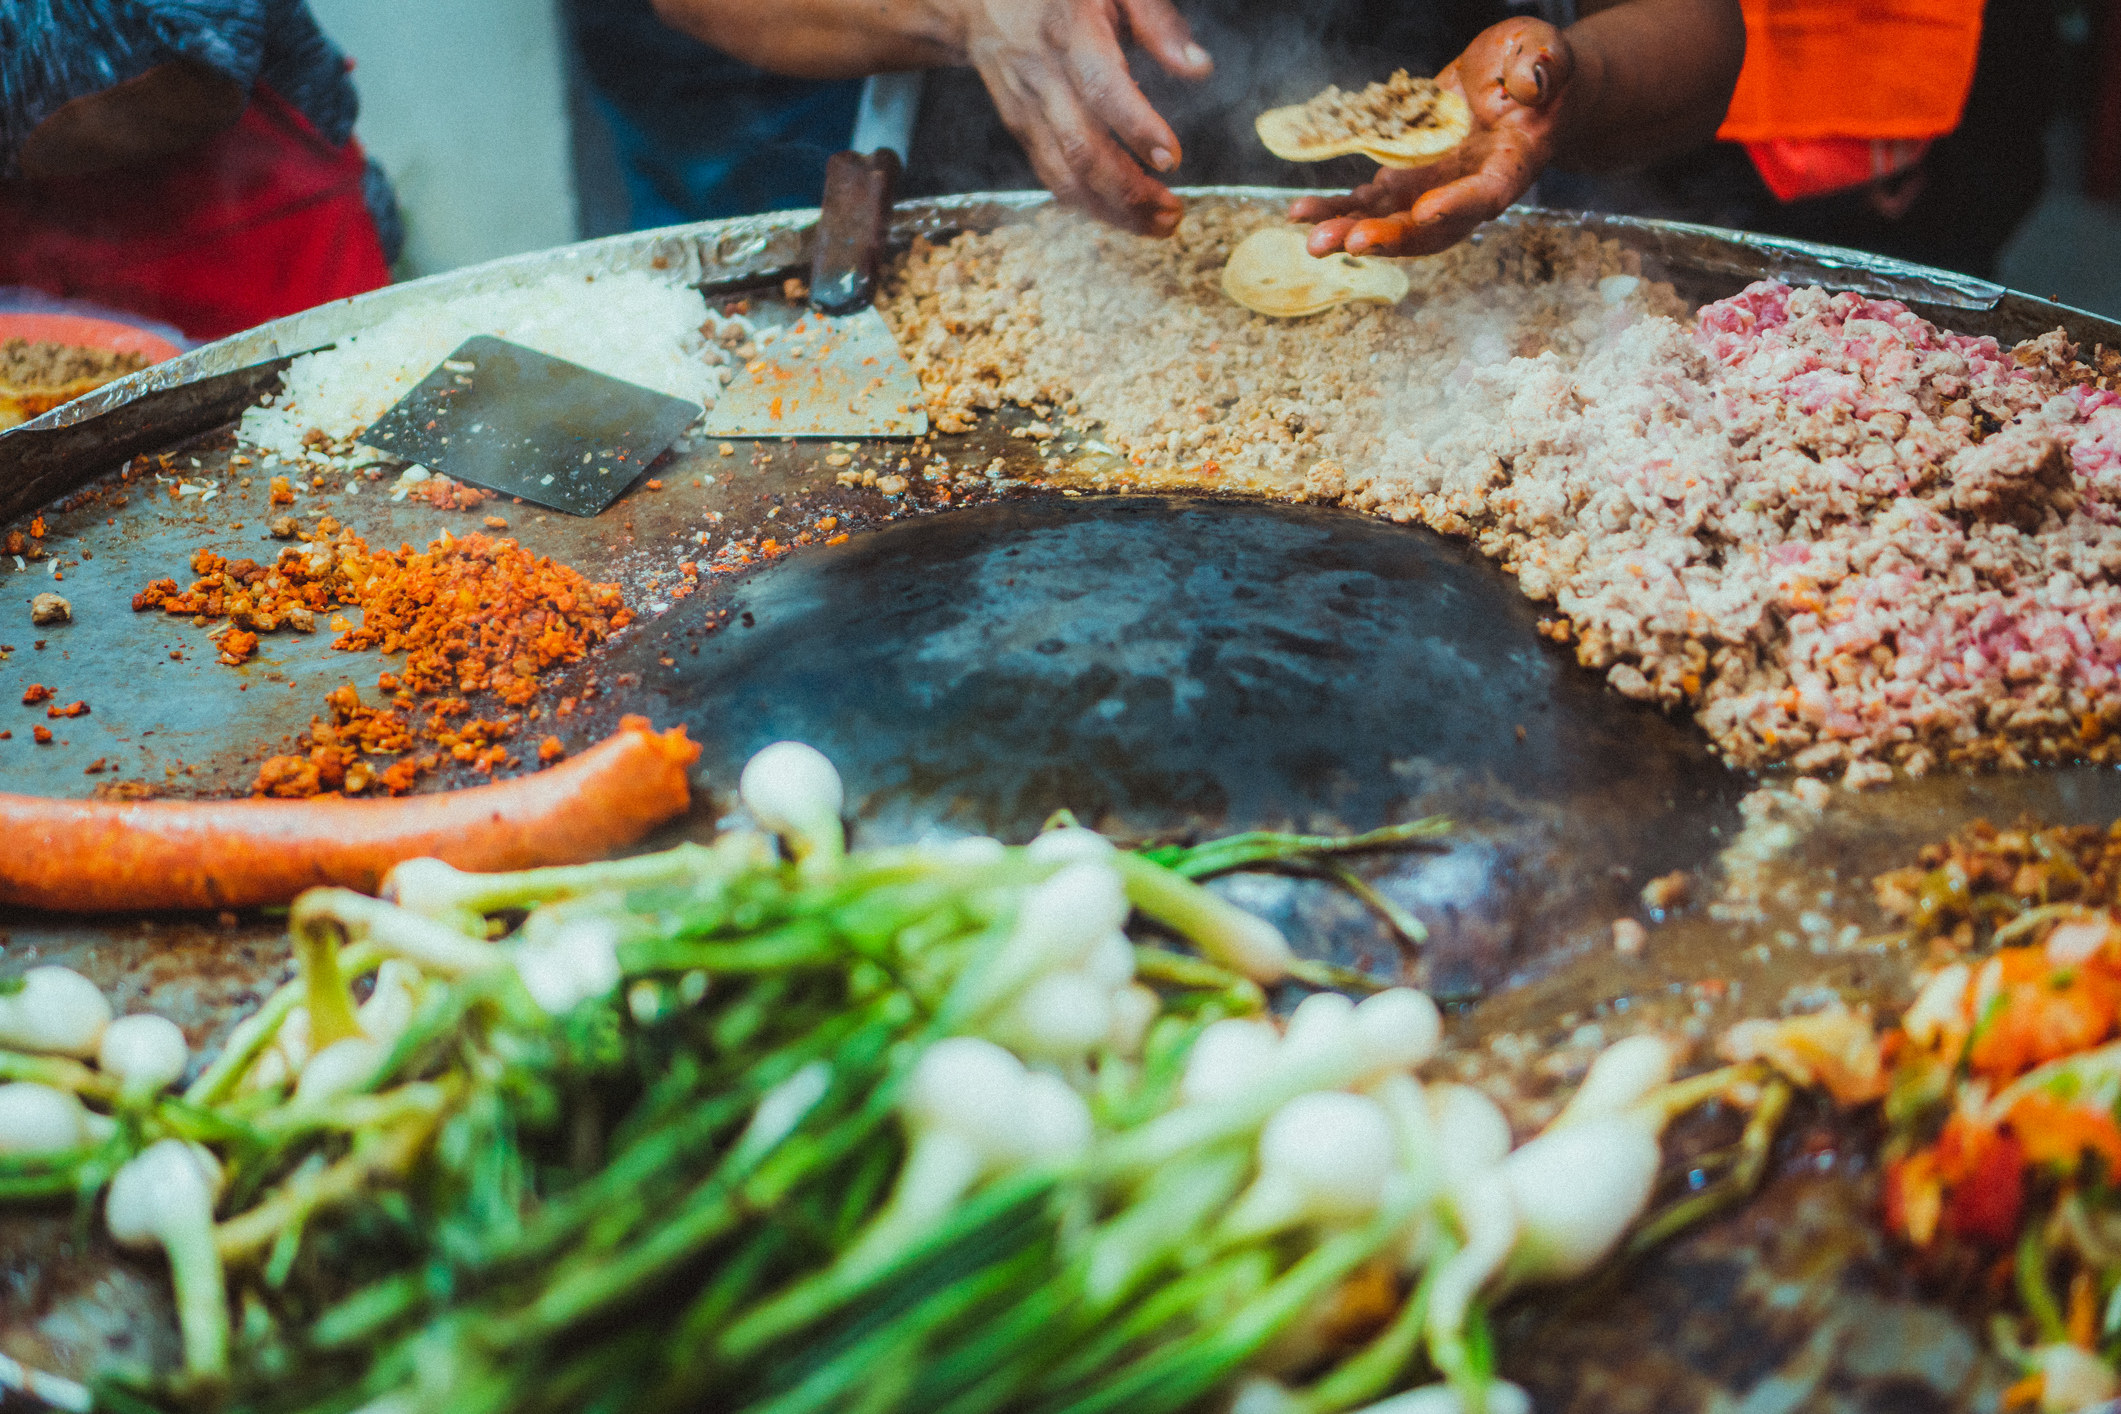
[0,338,147,390]
[882,203,2121,779]
[1283,70,1451,146]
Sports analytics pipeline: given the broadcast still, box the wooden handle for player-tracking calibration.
[811,149,900,315]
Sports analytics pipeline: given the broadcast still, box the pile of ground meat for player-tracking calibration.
[1281,70,1453,147]
[884,204,2121,781]
[1373,281,2121,779]
[0,338,147,390]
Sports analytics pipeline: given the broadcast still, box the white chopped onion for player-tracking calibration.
[1427,1083,1513,1189]
[0,1082,104,1155]
[97,1014,190,1094]
[105,1139,229,1379]
[1554,1033,1674,1127]
[1228,1377,1300,1414]
[1005,1071,1094,1164]
[990,970,1115,1061]
[1426,1175,1518,1350]
[739,741,846,862]
[1180,1018,1283,1106]
[357,960,423,1045]
[1083,931,1136,990]
[513,915,625,1015]
[0,966,112,1058]
[1010,863,1131,975]
[1348,1381,1531,1414]
[1224,1090,1397,1240]
[1500,1113,1662,1283]
[1106,983,1160,1056]
[1351,988,1442,1076]
[296,1038,384,1103]
[1280,992,1363,1075]
[1025,826,1117,866]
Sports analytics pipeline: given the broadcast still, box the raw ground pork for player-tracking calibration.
[883,204,2121,780]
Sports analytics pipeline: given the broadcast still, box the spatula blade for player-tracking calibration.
[702,308,928,439]
[361,336,702,517]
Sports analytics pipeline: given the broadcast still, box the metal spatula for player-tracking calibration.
[702,150,928,439]
[361,336,703,517]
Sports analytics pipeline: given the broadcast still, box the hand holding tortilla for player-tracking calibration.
[1221,225,1409,317]
[1292,0,1746,258]
[1288,18,1569,259]
[1255,69,1472,169]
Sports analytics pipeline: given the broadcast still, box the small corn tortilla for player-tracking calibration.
[1221,227,1410,319]
[1256,70,1471,169]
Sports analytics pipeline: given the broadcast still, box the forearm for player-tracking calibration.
[1552,0,1745,170]
[648,0,960,77]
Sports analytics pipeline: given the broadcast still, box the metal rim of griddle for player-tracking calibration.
[3,189,2117,531]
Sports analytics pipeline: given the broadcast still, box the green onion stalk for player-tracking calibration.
[0,745,1755,1414]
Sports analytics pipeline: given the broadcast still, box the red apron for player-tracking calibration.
[0,83,390,342]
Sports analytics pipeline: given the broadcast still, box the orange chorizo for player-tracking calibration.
[0,716,699,913]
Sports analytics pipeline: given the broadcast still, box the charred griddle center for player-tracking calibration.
[607,493,1747,995]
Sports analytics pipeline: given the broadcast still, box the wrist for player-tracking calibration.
[907,0,978,57]
[1548,25,1606,161]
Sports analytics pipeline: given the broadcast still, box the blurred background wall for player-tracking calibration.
[308,0,578,279]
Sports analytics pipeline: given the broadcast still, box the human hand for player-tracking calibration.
[1289,19,1571,257]
[944,0,1213,236]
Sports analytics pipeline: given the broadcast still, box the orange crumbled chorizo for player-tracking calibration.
[45,700,88,719]
[21,683,52,706]
[32,726,52,743]
[538,735,564,762]
[162,530,635,798]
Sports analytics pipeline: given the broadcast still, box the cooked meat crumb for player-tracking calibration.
[1285,69,1448,146]
[28,592,69,626]
[882,204,2121,775]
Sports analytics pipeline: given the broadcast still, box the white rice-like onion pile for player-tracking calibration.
[237,270,725,458]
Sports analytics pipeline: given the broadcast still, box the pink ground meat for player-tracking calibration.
[886,208,2121,779]
[1357,280,2121,776]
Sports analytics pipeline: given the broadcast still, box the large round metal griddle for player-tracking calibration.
[598,493,1739,998]
[6,193,2121,1408]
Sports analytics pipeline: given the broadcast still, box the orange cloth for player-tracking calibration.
[1717,0,1987,144]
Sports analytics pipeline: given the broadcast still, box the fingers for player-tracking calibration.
[1499,22,1572,108]
[1289,192,1364,222]
[1454,18,1569,121]
[1117,0,1212,79]
[1050,4,1182,172]
[1292,167,1456,251]
[1344,163,1517,257]
[975,42,1182,235]
[1304,216,1363,256]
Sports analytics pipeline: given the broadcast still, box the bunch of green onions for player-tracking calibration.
[0,743,1741,1414]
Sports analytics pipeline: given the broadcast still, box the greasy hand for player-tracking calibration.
[945,0,1213,236]
[1291,19,1571,258]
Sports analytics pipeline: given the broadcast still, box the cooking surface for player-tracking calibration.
[11,198,2121,1405]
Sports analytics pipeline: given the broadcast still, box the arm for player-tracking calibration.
[651,0,1212,235]
[647,0,958,77]
[1295,0,1744,257]
[1554,0,1748,168]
